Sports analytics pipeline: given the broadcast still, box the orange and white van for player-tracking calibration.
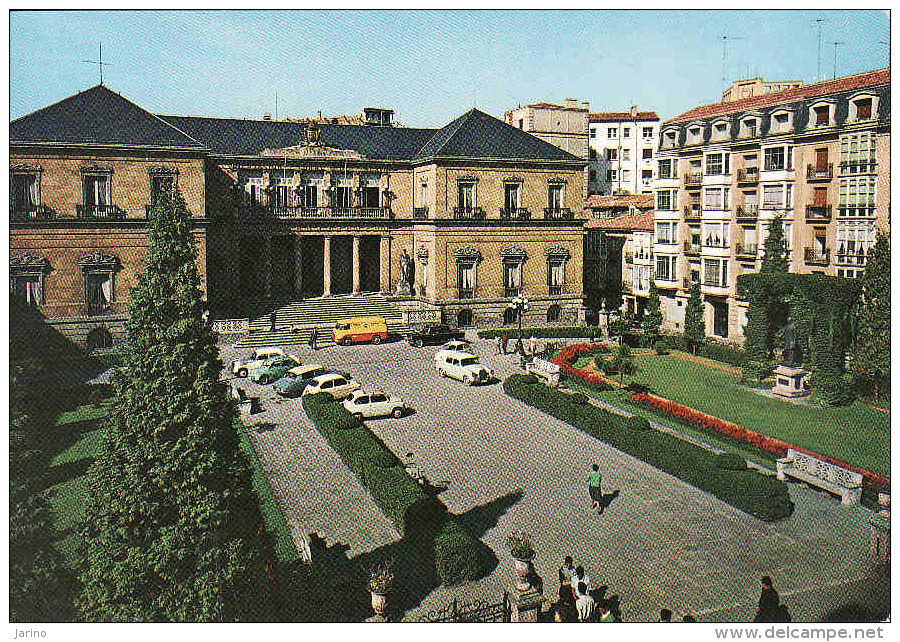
[332,316,388,346]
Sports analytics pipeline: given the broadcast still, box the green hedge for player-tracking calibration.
[478,325,596,339]
[302,393,483,584]
[503,376,793,521]
[698,342,747,367]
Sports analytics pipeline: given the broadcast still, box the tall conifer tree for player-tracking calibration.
[684,281,705,355]
[851,232,891,402]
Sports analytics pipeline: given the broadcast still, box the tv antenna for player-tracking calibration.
[82,42,111,85]
[831,41,844,79]
[815,18,826,81]
[720,35,745,90]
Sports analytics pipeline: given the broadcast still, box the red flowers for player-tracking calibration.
[630,391,890,492]
[551,343,622,388]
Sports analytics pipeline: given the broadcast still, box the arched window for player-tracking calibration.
[456,308,473,328]
[503,307,519,326]
[547,304,561,323]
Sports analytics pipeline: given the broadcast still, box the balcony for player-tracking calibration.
[413,206,429,220]
[805,204,832,222]
[504,286,522,298]
[683,204,701,221]
[260,205,393,219]
[457,288,474,299]
[703,239,730,250]
[85,301,113,317]
[543,207,573,220]
[548,285,562,296]
[735,243,758,257]
[657,171,678,180]
[837,205,876,219]
[684,172,702,186]
[77,204,126,220]
[10,204,54,221]
[804,247,831,265]
[500,207,531,220]
[624,253,634,264]
[736,204,758,220]
[684,241,701,255]
[806,164,833,181]
[839,161,877,175]
[453,206,486,220]
[835,251,868,266]
[736,168,759,184]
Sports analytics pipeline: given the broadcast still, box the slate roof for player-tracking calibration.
[414,108,581,162]
[11,85,581,164]
[665,68,890,125]
[10,85,204,149]
[589,111,660,122]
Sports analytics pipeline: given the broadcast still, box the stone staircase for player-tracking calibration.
[233,295,408,349]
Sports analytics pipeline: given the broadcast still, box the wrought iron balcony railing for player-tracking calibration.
[453,206,486,220]
[543,207,573,220]
[735,243,758,257]
[736,168,759,183]
[500,207,531,220]
[736,204,759,219]
[77,204,126,220]
[10,204,54,221]
[805,204,832,222]
[684,241,701,254]
[413,207,429,219]
[806,164,834,181]
[804,247,831,265]
[684,172,702,186]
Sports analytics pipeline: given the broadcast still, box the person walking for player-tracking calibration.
[557,556,576,604]
[575,583,595,622]
[572,566,591,597]
[309,327,318,351]
[658,608,673,622]
[501,333,509,355]
[529,335,538,356]
[588,464,603,514]
[269,310,277,332]
[495,335,503,355]
[754,576,780,623]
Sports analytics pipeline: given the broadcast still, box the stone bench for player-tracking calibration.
[525,357,561,387]
[232,384,261,415]
[776,448,862,506]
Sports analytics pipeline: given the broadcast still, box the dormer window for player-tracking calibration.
[712,121,729,141]
[740,118,758,138]
[771,111,792,134]
[663,130,677,148]
[852,96,874,121]
[814,105,830,126]
[687,125,702,144]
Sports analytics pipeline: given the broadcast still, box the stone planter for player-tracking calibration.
[512,554,534,590]
[370,591,388,621]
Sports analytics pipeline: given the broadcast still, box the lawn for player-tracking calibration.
[583,351,890,477]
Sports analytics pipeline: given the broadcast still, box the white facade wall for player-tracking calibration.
[589,117,660,196]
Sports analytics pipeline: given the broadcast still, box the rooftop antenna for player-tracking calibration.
[720,35,745,90]
[815,17,826,81]
[275,91,278,122]
[831,41,844,79]
[82,42,111,85]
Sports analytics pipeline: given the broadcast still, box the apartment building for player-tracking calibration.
[722,78,804,103]
[11,85,587,345]
[651,68,889,342]
[504,99,590,159]
[588,107,660,196]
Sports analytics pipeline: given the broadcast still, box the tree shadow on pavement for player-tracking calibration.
[306,489,524,621]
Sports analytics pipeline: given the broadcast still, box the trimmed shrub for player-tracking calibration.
[570,392,588,406]
[716,453,748,470]
[434,521,482,584]
[653,340,670,355]
[520,374,539,385]
[699,342,747,367]
[478,326,592,339]
[624,415,651,432]
[353,445,398,470]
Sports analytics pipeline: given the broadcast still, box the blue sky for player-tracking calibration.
[9,10,890,126]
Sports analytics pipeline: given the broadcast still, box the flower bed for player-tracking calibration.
[630,391,890,492]
[551,343,624,388]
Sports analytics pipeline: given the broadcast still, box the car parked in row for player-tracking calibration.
[434,349,493,385]
[342,390,407,419]
[250,354,302,384]
[406,324,464,348]
[272,363,330,397]
[231,346,286,378]
[302,373,360,400]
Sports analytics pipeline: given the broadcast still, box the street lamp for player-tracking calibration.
[506,294,529,356]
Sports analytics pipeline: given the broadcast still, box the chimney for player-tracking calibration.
[317,110,323,120]
[581,101,590,111]
[262,112,272,121]
[630,105,638,119]
[564,97,579,108]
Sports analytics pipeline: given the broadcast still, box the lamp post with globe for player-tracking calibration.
[507,295,529,357]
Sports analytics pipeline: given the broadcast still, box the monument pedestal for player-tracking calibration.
[508,584,544,622]
[772,364,809,398]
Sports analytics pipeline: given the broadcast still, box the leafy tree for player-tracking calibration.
[642,282,663,342]
[851,232,891,402]
[760,216,790,274]
[78,192,272,622]
[684,281,706,355]
[612,343,636,384]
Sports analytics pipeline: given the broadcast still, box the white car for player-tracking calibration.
[302,373,360,400]
[434,349,493,385]
[342,390,406,419]
[231,346,284,378]
[441,339,473,352]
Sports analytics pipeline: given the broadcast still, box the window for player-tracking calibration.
[703,187,729,210]
[658,159,674,179]
[663,130,677,148]
[762,184,785,208]
[11,273,41,306]
[703,258,728,288]
[741,118,758,138]
[655,221,677,244]
[504,183,521,211]
[457,262,476,298]
[712,300,729,337]
[854,97,873,120]
[546,304,561,322]
[458,181,476,211]
[622,149,630,161]
[300,183,318,207]
[814,105,830,126]
[713,122,728,140]
[641,169,653,184]
[149,170,176,207]
[548,184,564,210]
[623,127,631,138]
[83,173,110,212]
[503,261,523,296]
[702,222,729,247]
[655,255,676,281]
[687,126,702,143]
[643,126,654,138]
[771,111,791,133]
[840,176,877,213]
[518,119,524,129]
[589,169,597,182]
[656,189,675,211]
[840,132,876,173]
[642,148,652,160]
[590,127,597,138]
[837,220,876,265]
[763,147,785,171]
[10,172,40,217]
[547,260,565,295]
[705,152,730,175]
[607,127,617,138]
[589,148,597,160]
[605,148,617,161]
[362,186,380,208]
[606,170,616,182]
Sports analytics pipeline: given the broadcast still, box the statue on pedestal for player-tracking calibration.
[395,249,412,296]
[781,319,802,366]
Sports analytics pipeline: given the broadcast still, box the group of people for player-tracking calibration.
[495,334,539,357]
[550,556,619,622]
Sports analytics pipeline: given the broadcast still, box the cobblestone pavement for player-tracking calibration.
[222,337,888,622]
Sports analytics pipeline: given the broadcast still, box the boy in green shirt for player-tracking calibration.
[588,463,602,514]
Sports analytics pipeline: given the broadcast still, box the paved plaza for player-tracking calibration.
[222,337,889,622]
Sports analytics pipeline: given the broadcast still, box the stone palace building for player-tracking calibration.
[10,86,588,344]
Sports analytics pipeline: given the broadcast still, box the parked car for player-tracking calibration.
[272,363,330,397]
[434,349,493,385]
[441,338,473,352]
[231,346,285,378]
[342,390,406,419]
[302,373,361,400]
[407,324,464,348]
[333,316,388,346]
[250,355,302,384]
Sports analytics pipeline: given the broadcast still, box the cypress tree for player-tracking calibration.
[683,281,705,355]
[760,216,790,274]
[642,281,663,342]
[851,232,891,402]
[78,192,271,622]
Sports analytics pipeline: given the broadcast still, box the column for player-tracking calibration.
[352,234,361,294]
[264,236,272,299]
[293,235,304,298]
[379,234,391,294]
[323,235,332,297]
